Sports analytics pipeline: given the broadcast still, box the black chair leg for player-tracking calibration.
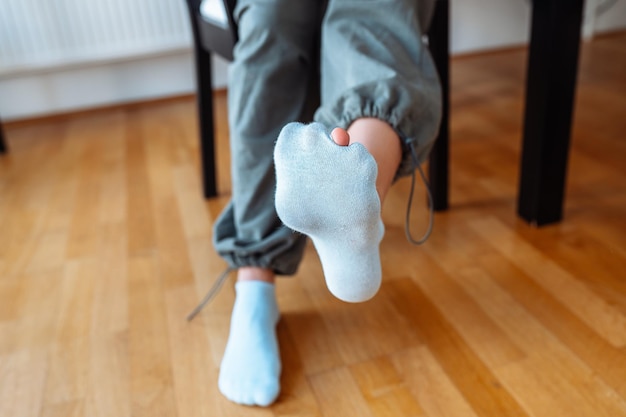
[427,0,450,211]
[195,48,218,198]
[186,0,218,198]
[0,118,7,154]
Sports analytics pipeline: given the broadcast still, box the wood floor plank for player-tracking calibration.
[350,356,426,417]
[128,256,178,417]
[14,269,65,352]
[439,261,626,415]
[386,278,529,417]
[172,165,213,241]
[309,367,375,417]
[277,275,346,376]
[517,225,626,316]
[124,111,157,257]
[426,207,626,403]
[85,332,131,417]
[164,286,220,417]
[64,124,106,260]
[90,222,128,336]
[272,321,323,417]
[497,356,626,417]
[42,260,97,407]
[391,347,480,417]
[97,113,127,226]
[315,287,422,367]
[469,216,626,348]
[0,349,48,417]
[0,277,21,321]
[144,125,196,289]
[407,250,526,369]
[295,247,423,368]
[473,248,626,399]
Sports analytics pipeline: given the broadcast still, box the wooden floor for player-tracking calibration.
[1,33,626,417]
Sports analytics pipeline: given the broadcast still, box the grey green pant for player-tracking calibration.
[213,0,442,275]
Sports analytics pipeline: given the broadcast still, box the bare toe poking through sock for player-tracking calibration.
[274,122,384,302]
[331,127,350,146]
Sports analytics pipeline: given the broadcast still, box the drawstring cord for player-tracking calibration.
[404,142,434,245]
[187,267,235,321]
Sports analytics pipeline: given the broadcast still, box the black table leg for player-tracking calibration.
[518,0,584,225]
[427,0,450,211]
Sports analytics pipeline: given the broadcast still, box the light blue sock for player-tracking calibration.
[274,122,384,303]
[218,281,281,406]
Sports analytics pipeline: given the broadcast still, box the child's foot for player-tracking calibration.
[274,122,384,302]
[218,281,281,406]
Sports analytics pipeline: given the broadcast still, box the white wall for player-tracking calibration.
[1,0,625,122]
[595,0,626,32]
[450,0,531,54]
[0,52,229,121]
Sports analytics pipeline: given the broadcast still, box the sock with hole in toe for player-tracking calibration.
[274,122,384,302]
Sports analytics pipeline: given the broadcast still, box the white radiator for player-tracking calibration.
[0,0,192,76]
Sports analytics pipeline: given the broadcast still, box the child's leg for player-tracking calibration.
[274,0,442,302]
[214,0,322,407]
[214,0,321,276]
